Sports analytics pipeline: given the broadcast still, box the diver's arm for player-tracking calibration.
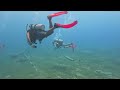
[26,32,32,45]
[47,23,59,32]
[48,27,56,31]
[45,24,59,37]
[64,43,72,46]
[26,32,37,48]
[45,28,55,37]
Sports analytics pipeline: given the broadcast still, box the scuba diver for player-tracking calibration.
[52,38,76,52]
[26,11,78,48]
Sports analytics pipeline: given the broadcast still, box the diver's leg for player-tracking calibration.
[63,43,72,48]
[47,16,53,29]
[45,27,55,37]
[44,22,60,38]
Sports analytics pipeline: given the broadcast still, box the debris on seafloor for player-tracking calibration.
[75,73,86,79]
[56,75,62,79]
[95,70,112,75]
[5,75,11,78]
[64,56,75,61]
[95,70,113,78]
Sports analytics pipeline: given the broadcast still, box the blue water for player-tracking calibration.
[0,11,120,79]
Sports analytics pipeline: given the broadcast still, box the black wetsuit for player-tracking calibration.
[27,29,54,44]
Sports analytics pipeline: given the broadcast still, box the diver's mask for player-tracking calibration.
[29,24,45,31]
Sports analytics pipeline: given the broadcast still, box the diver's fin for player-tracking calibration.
[48,11,68,18]
[55,20,78,29]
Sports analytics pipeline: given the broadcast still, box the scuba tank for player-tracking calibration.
[28,24,45,31]
[54,38,63,46]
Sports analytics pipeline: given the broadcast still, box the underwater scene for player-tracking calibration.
[0,11,120,79]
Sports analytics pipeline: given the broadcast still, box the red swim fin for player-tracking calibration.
[56,20,78,29]
[49,11,68,17]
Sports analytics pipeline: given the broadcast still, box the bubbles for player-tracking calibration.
[54,29,62,40]
[54,12,75,40]
[32,11,41,23]
[0,12,9,33]
[34,12,40,15]
[64,12,75,24]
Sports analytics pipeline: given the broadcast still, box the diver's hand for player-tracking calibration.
[31,45,37,48]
